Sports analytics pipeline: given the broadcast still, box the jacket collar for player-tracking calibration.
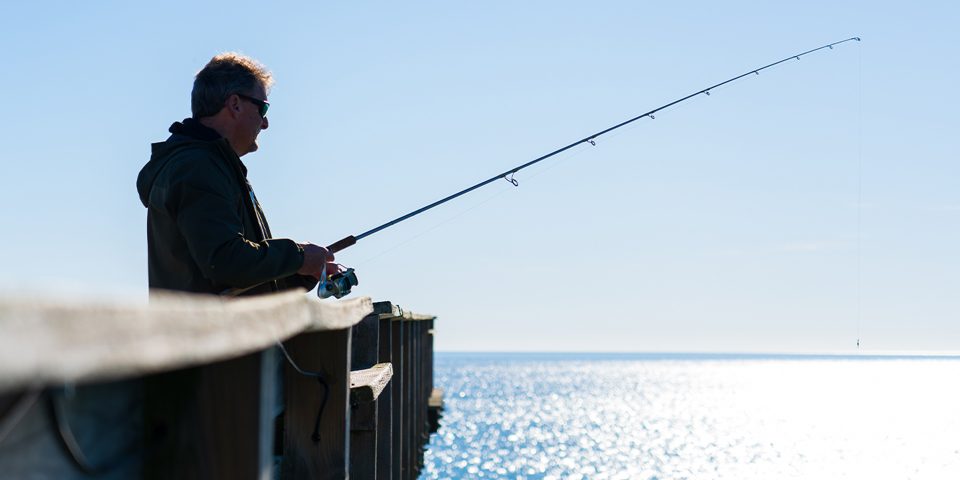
[165,118,248,178]
[168,117,222,141]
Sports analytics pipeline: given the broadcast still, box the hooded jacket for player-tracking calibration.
[137,119,317,295]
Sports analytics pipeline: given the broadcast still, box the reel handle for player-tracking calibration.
[326,235,356,254]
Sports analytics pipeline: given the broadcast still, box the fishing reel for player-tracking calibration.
[317,265,358,299]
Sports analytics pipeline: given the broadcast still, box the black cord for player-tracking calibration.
[276,341,330,444]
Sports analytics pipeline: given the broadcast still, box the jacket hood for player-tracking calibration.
[137,119,232,207]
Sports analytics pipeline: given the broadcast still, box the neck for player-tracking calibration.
[198,115,229,139]
[198,115,239,154]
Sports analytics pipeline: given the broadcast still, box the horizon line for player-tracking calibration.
[434,350,960,358]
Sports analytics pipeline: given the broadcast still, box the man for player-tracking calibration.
[137,53,334,295]
[135,53,337,477]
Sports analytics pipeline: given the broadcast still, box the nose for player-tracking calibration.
[261,116,269,130]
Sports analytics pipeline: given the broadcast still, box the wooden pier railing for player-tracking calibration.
[0,290,442,480]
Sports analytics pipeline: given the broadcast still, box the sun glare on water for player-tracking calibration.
[424,355,960,479]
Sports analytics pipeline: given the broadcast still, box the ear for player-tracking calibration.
[226,94,242,117]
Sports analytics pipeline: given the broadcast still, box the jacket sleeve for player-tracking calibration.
[281,274,320,292]
[169,155,304,288]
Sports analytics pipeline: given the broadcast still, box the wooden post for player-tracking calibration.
[143,349,272,480]
[424,322,432,435]
[351,312,380,370]
[349,364,392,480]
[391,318,404,480]
[417,321,427,473]
[350,313,380,479]
[412,320,422,475]
[377,314,394,480]
[280,328,352,480]
[427,388,444,435]
[403,319,413,480]
[416,320,424,475]
[149,355,265,480]
[258,347,279,480]
[426,319,441,434]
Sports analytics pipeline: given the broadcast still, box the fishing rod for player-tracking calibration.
[237,37,862,298]
[327,40,859,238]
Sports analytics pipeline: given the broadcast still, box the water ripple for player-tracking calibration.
[423,354,960,479]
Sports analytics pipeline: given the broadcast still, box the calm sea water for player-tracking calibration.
[422,353,960,479]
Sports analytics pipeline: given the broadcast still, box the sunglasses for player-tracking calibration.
[236,93,270,117]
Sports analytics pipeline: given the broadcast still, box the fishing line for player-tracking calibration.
[856,42,863,350]
[356,69,810,269]
[325,38,862,256]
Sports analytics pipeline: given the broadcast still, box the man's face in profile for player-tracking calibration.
[236,84,270,156]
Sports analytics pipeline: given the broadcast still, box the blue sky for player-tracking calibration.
[0,1,956,353]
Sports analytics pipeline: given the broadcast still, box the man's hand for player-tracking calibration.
[297,243,341,279]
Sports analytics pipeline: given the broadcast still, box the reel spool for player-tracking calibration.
[317,266,359,299]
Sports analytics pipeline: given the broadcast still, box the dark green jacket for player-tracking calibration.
[137,119,317,295]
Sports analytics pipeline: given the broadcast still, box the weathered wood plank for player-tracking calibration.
[414,321,425,475]
[391,319,404,480]
[143,350,265,480]
[350,399,378,480]
[377,316,394,480]
[351,313,380,370]
[427,321,442,435]
[374,301,401,319]
[428,388,444,409]
[403,320,413,480]
[258,347,279,480]
[428,395,443,433]
[350,363,394,405]
[400,311,435,322]
[281,328,352,480]
[411,321,419,477]
[0,291,372,392]
[350,312,381,479]
[0,290,438,480]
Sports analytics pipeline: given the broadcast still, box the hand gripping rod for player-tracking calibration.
[325,37,861,255]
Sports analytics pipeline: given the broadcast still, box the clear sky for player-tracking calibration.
[0,1,956,353]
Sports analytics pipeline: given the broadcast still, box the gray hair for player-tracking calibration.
[191,52,273,118]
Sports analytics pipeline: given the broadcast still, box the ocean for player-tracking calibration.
[422,353,960,479]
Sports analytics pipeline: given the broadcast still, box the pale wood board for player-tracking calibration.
[349,363,394,404]
[0,289,372,391]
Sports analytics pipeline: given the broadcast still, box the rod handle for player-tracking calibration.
[327,235,357,254]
